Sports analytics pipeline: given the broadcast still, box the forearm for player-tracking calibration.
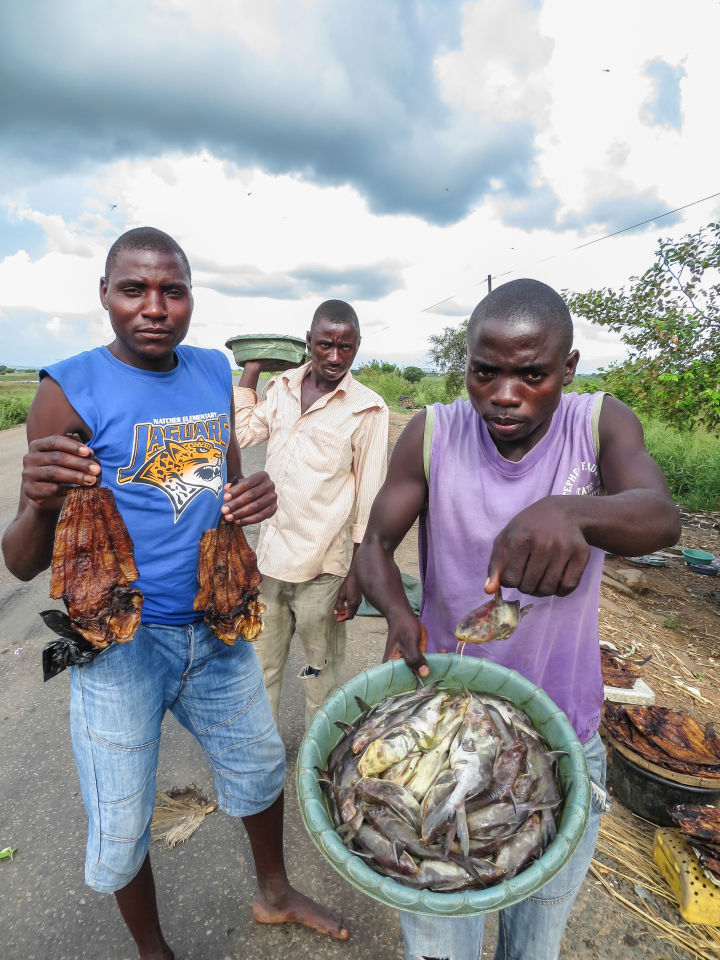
[355,539,417,626]
[2,504,60,581]
[554,490,681,555]
[233,388,270,447]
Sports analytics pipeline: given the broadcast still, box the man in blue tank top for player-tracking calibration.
[355,280,680,960]
[2,228,349,957]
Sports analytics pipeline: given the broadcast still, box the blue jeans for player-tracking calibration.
[400,732,609,960]
[70,621,285,893]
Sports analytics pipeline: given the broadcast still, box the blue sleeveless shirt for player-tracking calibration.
[41,345,232,624]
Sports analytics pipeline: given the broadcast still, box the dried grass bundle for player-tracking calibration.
[591,811,720,959]
[151,786,217,849]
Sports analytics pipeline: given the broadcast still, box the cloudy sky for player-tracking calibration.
[1,0,718,372]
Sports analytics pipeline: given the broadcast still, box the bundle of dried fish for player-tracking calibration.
[603,704,720,778]
[42,484,143,679]
[49,485,143,648]
[600,647,641,689]
[318,684,563,891]
[194,518,264,644]
[669,804,720,880]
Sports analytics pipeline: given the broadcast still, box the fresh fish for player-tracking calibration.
[355,777,423,831]
[382,751,422,786]
[470,740,528,807]
[422,700,498,852]
[454,589,532,645]
[494,813,544,878]
[404,731,454,802]
[355,823,419,875]
[358,728,419,777]
[521,732,562,807]
[321,683,563,893]
[364,805,447,862]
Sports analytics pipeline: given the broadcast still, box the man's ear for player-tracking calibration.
[99,276,109,310]
[563,349,580,386]
[305,329,312,351]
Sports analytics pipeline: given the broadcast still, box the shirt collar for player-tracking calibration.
[282,361,353,400]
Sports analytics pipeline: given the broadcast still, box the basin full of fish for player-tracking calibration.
[317,682,564,892]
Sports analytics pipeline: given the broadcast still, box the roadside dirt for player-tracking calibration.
[386,411,720,959]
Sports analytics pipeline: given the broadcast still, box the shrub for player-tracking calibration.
[403,366,426,383]
[0,393,33,429]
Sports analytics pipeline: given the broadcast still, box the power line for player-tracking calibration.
[422,189,720,313]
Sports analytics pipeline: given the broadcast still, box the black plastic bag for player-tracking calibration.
[40,609,112,681]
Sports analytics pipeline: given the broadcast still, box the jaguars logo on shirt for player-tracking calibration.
[118,414,229,521]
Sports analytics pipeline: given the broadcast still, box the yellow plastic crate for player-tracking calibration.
[653,828,720,925]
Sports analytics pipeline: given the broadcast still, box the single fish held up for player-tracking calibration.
[454,589,532,645]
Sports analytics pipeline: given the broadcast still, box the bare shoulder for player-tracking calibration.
[597,394,645,450]
[27,376,91,444]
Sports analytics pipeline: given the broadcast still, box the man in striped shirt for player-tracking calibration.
[234,300,389,729]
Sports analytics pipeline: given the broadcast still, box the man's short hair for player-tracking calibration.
[104,227,191,283]
[310,299,360,335]
[468,279,573,354]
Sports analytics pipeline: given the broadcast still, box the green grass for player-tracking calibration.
[0,382,36,429]
[640,417,720,512]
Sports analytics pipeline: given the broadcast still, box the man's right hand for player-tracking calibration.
[21,434,100,512]
[384,615,430,678]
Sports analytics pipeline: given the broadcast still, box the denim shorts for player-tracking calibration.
[70,621,285,893]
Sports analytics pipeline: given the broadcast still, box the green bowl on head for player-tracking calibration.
[225,333,307,371]
[682,548,715,566]
[296,654,590,918]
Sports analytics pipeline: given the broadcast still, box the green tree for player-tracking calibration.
[403,365,426,383]
[428,319,468,401]
[564,221,720,432]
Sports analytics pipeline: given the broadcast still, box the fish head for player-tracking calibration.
[454,589,533,644]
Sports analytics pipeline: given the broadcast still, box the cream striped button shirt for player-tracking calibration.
[234,362,388,583]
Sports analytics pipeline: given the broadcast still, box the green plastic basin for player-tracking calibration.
[297,654,590,917]
[225,333,306,370]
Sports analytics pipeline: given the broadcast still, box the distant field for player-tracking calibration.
[0,379,37,429]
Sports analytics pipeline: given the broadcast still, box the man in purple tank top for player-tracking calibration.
[356,279,679,960]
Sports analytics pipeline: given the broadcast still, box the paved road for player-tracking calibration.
[0,425,405,960]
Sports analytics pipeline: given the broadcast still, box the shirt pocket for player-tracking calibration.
[299,425,353,476]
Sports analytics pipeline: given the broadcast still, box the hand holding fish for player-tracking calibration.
[222,470,277,525]
[21,434,100,511]
[384,616,430,679]
[485,496,590,598]
[454,589,532,646]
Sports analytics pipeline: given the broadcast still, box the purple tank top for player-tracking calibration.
[420,392,605,742]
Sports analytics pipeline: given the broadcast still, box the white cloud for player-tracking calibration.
[44,315,71,337]
[1,0,719,372]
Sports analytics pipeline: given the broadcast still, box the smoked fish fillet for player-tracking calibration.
[194,518,265,645]
[50,485,143,649]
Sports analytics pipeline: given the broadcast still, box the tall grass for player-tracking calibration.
[354,369,465,408]
[0,383,36,430]
[640,417,720,512]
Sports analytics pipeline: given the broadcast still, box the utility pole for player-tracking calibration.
[487,274,492,293]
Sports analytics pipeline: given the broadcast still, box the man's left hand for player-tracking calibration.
[222,471,278,525]
[334,572,361,622]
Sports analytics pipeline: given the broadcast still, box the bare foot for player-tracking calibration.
[252,887,349,940]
